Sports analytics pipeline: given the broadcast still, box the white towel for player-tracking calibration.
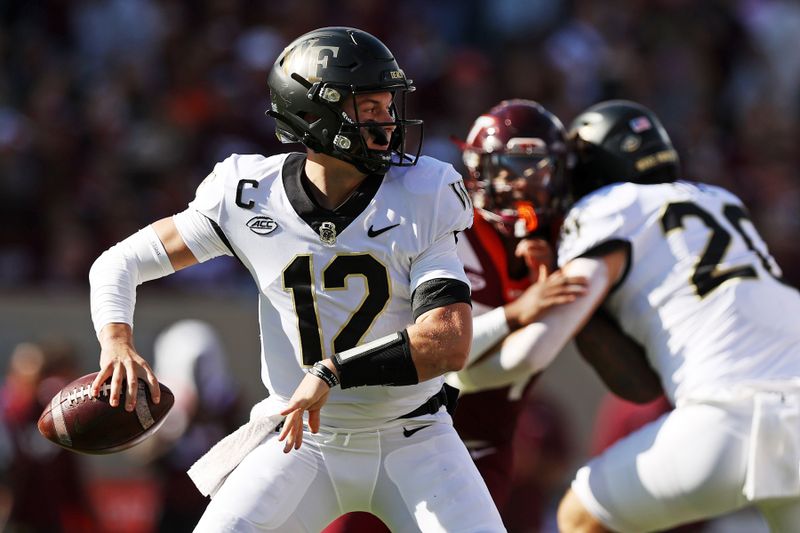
[188,396,285,497]
[743,390,800,501]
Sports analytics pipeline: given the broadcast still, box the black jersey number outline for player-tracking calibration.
[661,201,782,297]
[282,253,390,365]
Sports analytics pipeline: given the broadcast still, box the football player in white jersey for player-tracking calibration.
[501,100,800,532]
[87,26,506,532]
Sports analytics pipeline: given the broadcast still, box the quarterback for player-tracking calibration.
[88,27,505,531]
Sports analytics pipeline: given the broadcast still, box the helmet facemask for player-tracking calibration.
[333,86,422,174]
[469,151,564,238]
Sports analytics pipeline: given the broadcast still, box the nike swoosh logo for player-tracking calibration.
[403,424,432,438]
[368,223,400,238]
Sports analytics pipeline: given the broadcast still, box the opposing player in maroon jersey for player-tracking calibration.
[445,99,579,509]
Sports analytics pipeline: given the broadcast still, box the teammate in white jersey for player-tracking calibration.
[502,100,800,532]
[87,26,506,532]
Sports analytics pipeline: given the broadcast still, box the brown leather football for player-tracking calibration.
[37,371,174,454]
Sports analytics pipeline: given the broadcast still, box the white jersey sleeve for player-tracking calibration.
[189,165,228,223]
[173,208,231,262]
[171,162,238,262]
[558,183,641,267]
[406,159,473,292]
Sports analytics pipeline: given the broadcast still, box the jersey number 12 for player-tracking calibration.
[283,253,390,365]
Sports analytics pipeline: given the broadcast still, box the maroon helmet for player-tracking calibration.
[456,99,568,239]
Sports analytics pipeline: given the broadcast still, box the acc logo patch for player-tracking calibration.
[247,216,278,235]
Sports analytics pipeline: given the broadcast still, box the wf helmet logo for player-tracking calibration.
[284,39,340,82]
[247,216,278,235]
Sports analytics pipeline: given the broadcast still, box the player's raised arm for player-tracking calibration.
[446,264,587,393]
[89,152,237,410]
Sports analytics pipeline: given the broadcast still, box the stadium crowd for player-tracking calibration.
[1,0,798,290]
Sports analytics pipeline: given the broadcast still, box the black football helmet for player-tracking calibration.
[456,99,568,239]
[568,100,680,201]
[267,27,423,174]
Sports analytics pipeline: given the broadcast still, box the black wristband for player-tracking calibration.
[332,329,419,389]
[307,361,339,388]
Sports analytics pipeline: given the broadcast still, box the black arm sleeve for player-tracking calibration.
[332,330,418,389]
[411,278,471,321]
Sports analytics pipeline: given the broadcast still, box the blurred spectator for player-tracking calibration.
[0,0,797,289]
[149,319,244,532]
[0,340,97,532]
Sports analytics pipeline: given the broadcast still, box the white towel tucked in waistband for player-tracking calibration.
[743,390,800,501]
[187,396,285,497]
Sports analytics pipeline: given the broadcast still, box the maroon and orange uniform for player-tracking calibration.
[454,210,539,510]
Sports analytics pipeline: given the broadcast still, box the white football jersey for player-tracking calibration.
[188,152,473,428]
[558,181,800,403]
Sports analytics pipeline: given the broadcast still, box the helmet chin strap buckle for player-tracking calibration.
[320,88,341,103]
[334,135,352,150]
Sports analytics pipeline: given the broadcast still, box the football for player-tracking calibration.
[37,371,174,454]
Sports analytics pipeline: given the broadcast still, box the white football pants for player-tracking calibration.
[194,410,505,532]
[572,383,800,532]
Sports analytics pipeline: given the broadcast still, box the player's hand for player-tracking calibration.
[278,364,334,453]
[515,238,556,279]
[504,264,588,329]
[91,323,160,412]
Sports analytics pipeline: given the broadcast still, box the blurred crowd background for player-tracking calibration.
[1,0,798,531]
[1,0,799,289]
